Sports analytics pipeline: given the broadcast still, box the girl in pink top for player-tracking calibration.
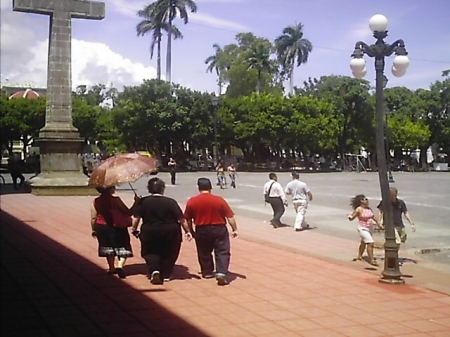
[348,194,382,266]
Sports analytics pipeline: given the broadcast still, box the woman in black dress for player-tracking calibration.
[131,178,192,284]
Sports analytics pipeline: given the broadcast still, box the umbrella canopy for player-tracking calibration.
[88,153,159,188]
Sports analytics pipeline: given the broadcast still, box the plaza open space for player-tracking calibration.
[1,171,449,336]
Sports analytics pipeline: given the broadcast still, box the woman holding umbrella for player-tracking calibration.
[91,186,140,278]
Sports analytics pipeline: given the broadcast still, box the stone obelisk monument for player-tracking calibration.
[13,0,105,195]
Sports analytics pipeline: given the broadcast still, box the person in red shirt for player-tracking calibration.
[184,178,238,285]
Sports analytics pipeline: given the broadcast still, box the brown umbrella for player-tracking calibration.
[88,153,159,191]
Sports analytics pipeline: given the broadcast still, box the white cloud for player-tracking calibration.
[0,0,157,90]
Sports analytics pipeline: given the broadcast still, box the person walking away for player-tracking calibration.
[285,171,313,231]
[168,157,177,185]
[377,187,416,265]
[184,178,238,286]
[227,163,237,188]
[348,194,382,266]
[263,172,288,228]
[91,186,140,278]
[7,155,25,189]
[131,178,192,284]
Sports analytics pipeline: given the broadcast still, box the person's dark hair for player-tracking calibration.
[291,171,299,179]
[269,172,277,179]
[197,178,212,191]
[350,194,366,209]
[147,177,165,194]
[96,187,106,194]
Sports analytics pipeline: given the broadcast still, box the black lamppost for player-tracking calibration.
[211,95,219,166]
[350,14,409,284]
[384,107,395,183]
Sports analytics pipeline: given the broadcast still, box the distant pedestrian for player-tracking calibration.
[216,163,226,188]
[7,156,25,189]
[263,173,287,228]
[227,163,237,188]
[285,171,313,231]
[91,186,140,278]
[184,178,238,286]
[377,187,416,246]
[348,194,382,266]
[131,178,193,285]
[168,157,177,185]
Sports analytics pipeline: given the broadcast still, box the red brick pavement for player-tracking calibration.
[1,192,450,336]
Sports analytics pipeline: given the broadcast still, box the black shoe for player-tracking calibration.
[295,228,302,232]
[270,220,279,228]
[115,268,126,279]
[202,274,214,279]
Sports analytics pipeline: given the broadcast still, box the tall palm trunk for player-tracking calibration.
[256,70,261,94]
[157,35,161,80]
[166,19,173,83]
[218,72,223,95]
[289,66,294,95]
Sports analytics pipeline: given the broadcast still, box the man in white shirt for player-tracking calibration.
[263,172,287,228]
[285,171,313,232]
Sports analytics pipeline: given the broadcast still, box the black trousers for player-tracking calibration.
[140,223,182,279]
[170,170,176,184]
[11,171,25,189]
[194,225,230,276]
[268,197,285,227]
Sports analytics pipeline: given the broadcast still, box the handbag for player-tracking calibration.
[265,182,275,203]
[110,199,132,228]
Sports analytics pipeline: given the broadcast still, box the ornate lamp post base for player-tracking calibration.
[379,238,404,284]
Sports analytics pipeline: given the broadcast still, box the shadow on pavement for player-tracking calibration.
[0,211,210,336]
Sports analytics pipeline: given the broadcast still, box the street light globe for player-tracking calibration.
[352,67,367,79]
[391,66,406,77]
[350,58,366,72]
[393,55,410,72]
[369,14,388,32]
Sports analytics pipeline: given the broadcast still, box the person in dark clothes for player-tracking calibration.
[131,177,192,284]
[168,157,177,185]
[7,156,25,189]
[184,178,238,286]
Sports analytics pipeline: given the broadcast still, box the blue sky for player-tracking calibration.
[1,0,449,94]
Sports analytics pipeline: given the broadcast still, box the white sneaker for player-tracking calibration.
[150,271,163,285]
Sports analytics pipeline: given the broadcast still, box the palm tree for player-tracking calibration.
[275,23,313,95]
[205,43,226,95]
[149,0,198,83]
[136,5,182,81]
[246,42,272,94]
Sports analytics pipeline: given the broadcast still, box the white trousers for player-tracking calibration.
[293,200,308,229]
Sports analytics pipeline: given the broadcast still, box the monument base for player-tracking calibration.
[29,172,98,196]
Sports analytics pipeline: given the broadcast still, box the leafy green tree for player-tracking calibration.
[136,6,182,80]
[246,41,274,94]
[220,33,283,97]
[146,0,198,83]
[0,97,45,155]
[275,23,313,95]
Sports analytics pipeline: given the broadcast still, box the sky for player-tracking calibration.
[1,0,449,94]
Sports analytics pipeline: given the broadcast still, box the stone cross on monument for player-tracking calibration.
[13,0,105,195]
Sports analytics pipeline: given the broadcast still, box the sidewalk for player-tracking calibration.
[1,192,450,337]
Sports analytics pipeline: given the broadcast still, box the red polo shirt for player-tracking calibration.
[184,192,234,225]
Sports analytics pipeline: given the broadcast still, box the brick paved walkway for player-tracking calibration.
[1,192,450,336]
